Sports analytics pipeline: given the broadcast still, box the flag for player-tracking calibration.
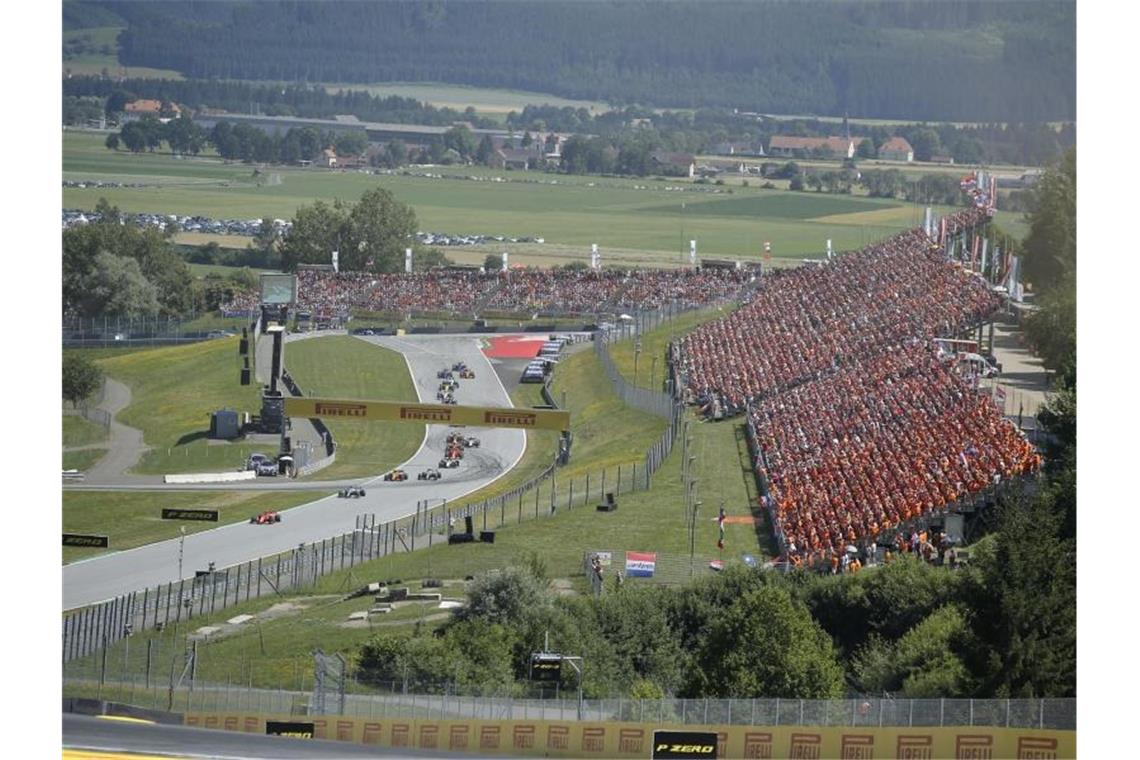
[625,551,656,578]
[718,505,726,548]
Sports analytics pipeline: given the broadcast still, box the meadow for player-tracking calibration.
[63,132,937,261]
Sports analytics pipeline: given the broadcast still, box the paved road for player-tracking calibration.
[79,378,154,485]
[63,714,475,759]
[62,335,526,610]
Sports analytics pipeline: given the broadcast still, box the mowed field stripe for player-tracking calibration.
[810,206,922,226]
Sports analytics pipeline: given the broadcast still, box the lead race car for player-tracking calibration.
[250,510,282,524]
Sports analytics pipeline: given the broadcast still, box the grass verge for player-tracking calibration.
[63,415,109,447]
[63,449,107,472]
[62,490,330,564]
[282,336,424,479]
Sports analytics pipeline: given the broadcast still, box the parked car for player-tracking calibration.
[383,469,408,482]
[256,462,278,477]
[246,453,269,471]
[250,511,281,524]
[418,468,442,481]
[338,486,366,498]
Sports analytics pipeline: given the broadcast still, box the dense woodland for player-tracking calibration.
[66,0,1074,123]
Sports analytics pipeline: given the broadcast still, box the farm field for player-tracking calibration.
[316,80,609,117]
[64,132,939,261]
[63,25,184,79]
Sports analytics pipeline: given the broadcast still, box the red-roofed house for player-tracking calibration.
[122,99,181,123]
[879,136,914,162]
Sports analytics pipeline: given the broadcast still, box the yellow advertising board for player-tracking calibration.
[184,713,1075,759]
[283,397,570,431]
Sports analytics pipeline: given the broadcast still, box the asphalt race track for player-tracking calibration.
[62,714,480,759]
[63,334,527,610]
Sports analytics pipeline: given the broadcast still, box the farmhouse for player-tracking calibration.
[767,135,865,159]
[878,136,914,162]
[651,151,696,178]
[122,99,181,123]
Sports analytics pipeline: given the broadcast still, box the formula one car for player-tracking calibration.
[250,511,281,524]
[445,445,464,460]
[418,468,442,481]
[338,486,366,498]
[462,436,480,448]
[446,431,464,445]
[452,361,467,372]
[383,469,409,482]
[439,457,460,469]
[437,369,454,379]
[438,380,458,392]
[441,394,457,405]
[458,368,475,379]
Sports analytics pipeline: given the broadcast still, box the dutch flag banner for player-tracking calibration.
[625,551,657,578]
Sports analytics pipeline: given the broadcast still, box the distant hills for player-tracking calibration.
[65,0,1075,123]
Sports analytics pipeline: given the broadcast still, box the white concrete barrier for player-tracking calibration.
[164,470,258,484]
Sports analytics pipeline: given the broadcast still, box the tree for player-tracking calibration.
[483,253,502,272]
[689,586,844,698]
[62,354,104,407]
[344,187,419,272]
[453,566,550,627]
[961,489,1076,697]
[81,251,161,316]
[1022,148,1075,291]
[789,174,805,191]
[908,128,942,161]
[279,199,347,272]
[104,133,119,151]
[475,134,495,165]
[334,130,368,156]
[850,606,977,697]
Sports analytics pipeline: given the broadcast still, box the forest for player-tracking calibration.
[66,0,1074,123]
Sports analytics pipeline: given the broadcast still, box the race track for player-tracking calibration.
[62,334,527,610]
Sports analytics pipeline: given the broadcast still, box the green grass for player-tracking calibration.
[62,490,329,565]
[316,80,609,116]
[63,415,109,447]
[98,338,274,474]
[63,131,936,260]
[63,26,185,79]
[63,449,107,472]
[282,336,424,479]
[607,306,732,391]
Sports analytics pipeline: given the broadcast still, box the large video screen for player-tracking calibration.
[260,274,297,305]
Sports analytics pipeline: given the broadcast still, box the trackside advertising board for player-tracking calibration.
[652,730,718,759]
[266,720,314,738]
[284,397,570,431]
[625,551,656,577]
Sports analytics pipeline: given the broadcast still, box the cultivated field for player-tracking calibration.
[63,26,184,79]
[317,81,609,117]
[64,131,940,261]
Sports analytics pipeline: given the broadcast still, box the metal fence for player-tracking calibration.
[64,376,111,430]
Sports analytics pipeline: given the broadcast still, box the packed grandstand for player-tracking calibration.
[222,205,1035,570]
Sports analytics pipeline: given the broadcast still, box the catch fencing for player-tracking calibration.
[62,317,686,664]
[63,376,111,430]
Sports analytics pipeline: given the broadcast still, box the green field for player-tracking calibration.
[63,448,106,472]
[282,336,424,479]
[62,490,328,564]
[63,415,109,448]
[318,81,609,117]
[64,131,937,260]
[64,26,184,79]
[97,339,275,474]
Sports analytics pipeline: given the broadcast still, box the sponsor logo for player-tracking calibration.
[548,725,570,750]
[400,405,453,422]
[583,727,606,753]
[449,725,469,750]
[652,731,719,759]
[336,720,353,741]
[243,717,258,733]
[314,402,368,418]
[265,721,313,739]
[62,533,109,547]
[744,732,773,759]
[514,725,536,749]
[161,509,219,522]
[420,725,439,749]
[841,734,874,759]
[956,735,993,760]
[313,719,327,739]
[205,716,219,729]
[480,726,501,750]
[790,733,822,760]
[896,735,933,759]
[223,716,238,731]
[362,722,382,744]
[391,723,410,748]
[483,409,538,427]
[620,728,644,754]
[1016,737,1058,759]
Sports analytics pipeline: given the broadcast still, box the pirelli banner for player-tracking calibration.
[284,397,571,432]
[184,713,1075,759]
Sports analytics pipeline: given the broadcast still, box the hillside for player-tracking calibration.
[67,0,1074,122]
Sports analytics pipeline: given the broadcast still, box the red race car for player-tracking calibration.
[250,511,282,525]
